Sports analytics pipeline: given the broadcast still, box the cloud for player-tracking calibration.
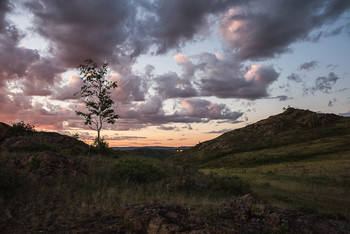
[153,71,197,99]
[157,125,178,131]
[299,61,318,71]
[303,72,340,95]
[52,75,83,100]
[25,0,136,67]
[145,0,244,54]
[116,98,243,130]
[104,135,147,141]
[287,73,302,83]
[328,98,337,107]
[196,53,279,99]
[339,111,350,117]
[179,98,243,121]
[218,0,350,60]
[174,53,196,77]
[275,95,289,101]
[0,0,348,135]
[111,73,147,104]
[313,72,339,93]
[207,128,232,134]
[0,20,40,86]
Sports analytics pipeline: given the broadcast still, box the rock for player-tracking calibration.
[4,194,350,233]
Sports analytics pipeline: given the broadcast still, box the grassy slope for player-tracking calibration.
[170,108,350,218]
[0,152,250,230]
[170,108,350,167]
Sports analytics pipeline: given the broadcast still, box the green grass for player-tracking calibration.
[170,109,350,167]
[0,152,250,230]
[201,153,350,219]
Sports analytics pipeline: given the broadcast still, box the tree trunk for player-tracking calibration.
[97,128,101,156]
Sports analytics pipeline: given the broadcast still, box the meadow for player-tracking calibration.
[0,151,249,230]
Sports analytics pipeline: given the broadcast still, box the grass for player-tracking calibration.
[201,152,350,219]
[0,152,250,230]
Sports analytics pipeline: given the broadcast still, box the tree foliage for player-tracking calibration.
[11,121,36,136]
[75,59,119,152]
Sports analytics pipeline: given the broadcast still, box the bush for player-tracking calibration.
[11,121,36,136]
[112,159,164,184]
[0,161,25,199]
[90,137,113,155]
[207,173,250,196]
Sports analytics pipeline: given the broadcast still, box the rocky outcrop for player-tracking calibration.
[0,122,89,155]
[34,194,349,233]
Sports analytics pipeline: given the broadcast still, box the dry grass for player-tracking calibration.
[0,152,249,229]
[201,154,350,219]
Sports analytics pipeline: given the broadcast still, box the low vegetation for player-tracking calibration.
[0,152,250,230]
[1,108,350,231]
[170,108,350,219]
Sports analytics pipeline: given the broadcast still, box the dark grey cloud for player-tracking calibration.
[299,61,318,71]
[116,97,243,130]
[275,95,289,101]
[303,72,340,95]
[0,0,10,32]
[145,0,245,54]
[153,72,197,99]
[328,98,337,107]
[1,0,348,133]
[207,128,232,134]
[195,53,279,99]
[218,0,350,60]
[0,0,67,100]
[313,72,339,93]
[157,125,177,131]
[112,74,147,104]
[52,75,83,100]
[0,16,40,86]
[25,0,136,67]
[24,0,246,65]
[287,73,302,83]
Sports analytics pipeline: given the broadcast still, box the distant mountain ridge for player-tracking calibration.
[113,146,190,151]
[113,146,191,160]
[170,108,350,167]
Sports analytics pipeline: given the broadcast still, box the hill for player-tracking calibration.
[1,116,350,232]
[0,122,90,155]
[170,107,350,168]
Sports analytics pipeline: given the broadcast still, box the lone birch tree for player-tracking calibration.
[75,59,119,152]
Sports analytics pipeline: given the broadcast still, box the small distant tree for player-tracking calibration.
[11,121,36,136]
[75,59,119,153]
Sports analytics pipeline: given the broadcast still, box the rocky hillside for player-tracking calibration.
[0,122,89,155]
[170,108,350,167]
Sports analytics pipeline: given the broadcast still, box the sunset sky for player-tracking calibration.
[1,0,349,147]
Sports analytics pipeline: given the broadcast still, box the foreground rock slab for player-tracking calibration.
[21,194,349,233]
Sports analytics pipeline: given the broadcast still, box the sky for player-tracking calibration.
[0,0,349,147]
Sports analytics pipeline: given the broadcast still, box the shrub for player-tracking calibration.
[0,161,25,199]
[90,137,113,155]
[112,159,164,184]
[72,133,80,140]
[28,157,41,170]
[11,121,36,136]
[207,173,250,196]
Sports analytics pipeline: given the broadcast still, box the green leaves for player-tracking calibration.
[75,59,119,152]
